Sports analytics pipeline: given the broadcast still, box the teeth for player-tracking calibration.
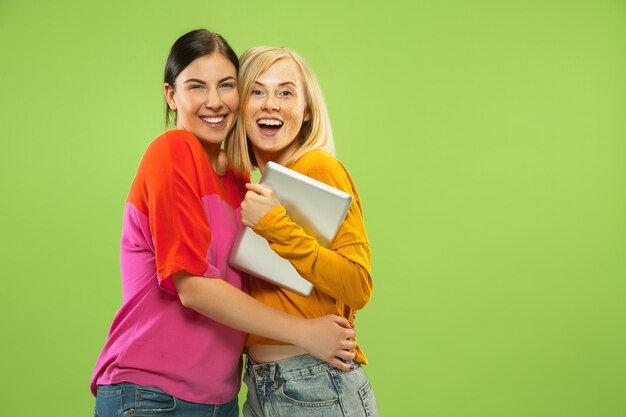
[201,116,225,124]
[258,119,283,126]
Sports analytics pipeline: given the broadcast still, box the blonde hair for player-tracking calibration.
[226,46,334,174]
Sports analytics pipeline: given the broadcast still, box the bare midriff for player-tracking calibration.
[247,345,307,363]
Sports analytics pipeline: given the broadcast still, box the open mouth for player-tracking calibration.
[257,118,283,133]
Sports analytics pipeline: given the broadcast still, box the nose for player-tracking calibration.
[261,94,280,111]
[205,89,223,110]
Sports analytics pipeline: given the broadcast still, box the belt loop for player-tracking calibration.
[269,363,277,381]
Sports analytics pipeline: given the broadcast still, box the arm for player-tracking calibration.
[140,136,356,370]
[173,271,357,370]
[242,180,372,310]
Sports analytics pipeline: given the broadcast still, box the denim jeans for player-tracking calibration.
[243,354,379,417]
[95,383,238,417]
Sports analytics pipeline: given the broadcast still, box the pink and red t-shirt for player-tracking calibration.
[91,130,248,404]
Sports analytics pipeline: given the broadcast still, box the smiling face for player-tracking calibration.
[164,53,239,151]
[243,58,310,167]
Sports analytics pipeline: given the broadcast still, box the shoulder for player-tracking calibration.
[135,130,206,187]
[290,150,354,192]
[292,150,343,175]
[139,130,208,177]
[128,130,207,205]
[145,130,201,159]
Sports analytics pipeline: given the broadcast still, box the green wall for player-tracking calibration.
[1,1,625,415]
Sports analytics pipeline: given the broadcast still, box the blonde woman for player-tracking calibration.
[227,46,379,417]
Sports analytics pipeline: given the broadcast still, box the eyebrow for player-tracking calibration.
[183,76,237,85]
[254,80,297,88]
[183,78,206,85]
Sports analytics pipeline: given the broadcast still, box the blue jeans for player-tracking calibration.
[95,383,238,417]
[243,354,379,417]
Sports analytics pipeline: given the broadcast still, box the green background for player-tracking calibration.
[1,0,625,416]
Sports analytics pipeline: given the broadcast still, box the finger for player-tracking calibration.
[332,315,354,329]
[244,191,267,205]
[335,349,357,362]
[327,356,353,371]
[244,190,260,200]
[341,340,358,351]
[245,183,273,197]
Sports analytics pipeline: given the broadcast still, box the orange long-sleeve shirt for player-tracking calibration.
[246,150,372,364]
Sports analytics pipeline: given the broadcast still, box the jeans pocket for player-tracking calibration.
[277,372,341,408]
[95,386,123,417]
[122,387,176,416]
[358,381,379,417]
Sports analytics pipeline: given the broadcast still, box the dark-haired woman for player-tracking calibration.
[90,30,357,417]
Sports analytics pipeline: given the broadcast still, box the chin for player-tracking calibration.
[199,135,225,145]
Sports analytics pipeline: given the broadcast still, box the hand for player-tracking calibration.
[240,183,281,228]
[295,315,357,371]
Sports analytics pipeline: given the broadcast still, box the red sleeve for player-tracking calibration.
[129,131,219,293]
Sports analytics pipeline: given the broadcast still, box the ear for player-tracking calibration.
[164,83,177,111]
[303,108,311,122]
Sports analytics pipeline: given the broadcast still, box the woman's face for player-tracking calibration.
[165,53,238,148]
[244,58,309,165]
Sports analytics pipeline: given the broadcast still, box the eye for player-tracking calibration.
[279,90,293,97]
[220,82,235,89]
[189,84,204,90]
[251,89,264,96]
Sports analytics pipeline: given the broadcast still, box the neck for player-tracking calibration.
[202,142,225,174]
[254,142,300,173]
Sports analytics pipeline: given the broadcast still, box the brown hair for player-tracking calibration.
[163,29,239,127]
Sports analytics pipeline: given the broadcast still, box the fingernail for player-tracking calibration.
[350,365,355,370]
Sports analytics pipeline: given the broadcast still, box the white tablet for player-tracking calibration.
[228,161,353,296]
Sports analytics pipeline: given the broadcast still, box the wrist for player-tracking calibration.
[286,316,308,347]
[253,206,284,229]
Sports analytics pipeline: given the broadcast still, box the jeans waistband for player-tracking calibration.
[246,354,358,382]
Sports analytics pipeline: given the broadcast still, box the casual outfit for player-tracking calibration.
[91,130,248,416]
[244,150,379,416]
